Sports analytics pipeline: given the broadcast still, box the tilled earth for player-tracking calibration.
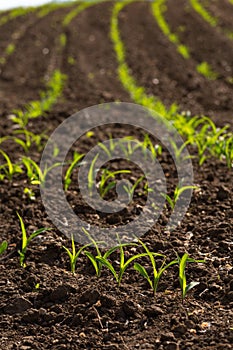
[0,1,232,349]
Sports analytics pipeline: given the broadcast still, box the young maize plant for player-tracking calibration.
[17,212,51,267]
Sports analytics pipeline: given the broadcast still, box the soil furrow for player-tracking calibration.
[206,0,233,32]
[0,11,38,56]
[166,0,233,80]
[119,1,233,126]
[58,1,130,114]
[0,8,71,114]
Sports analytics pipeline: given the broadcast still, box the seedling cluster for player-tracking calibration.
[1,216,204,301]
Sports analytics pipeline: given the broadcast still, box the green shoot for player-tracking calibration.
[0,241,8,255]
[134,240,177,295]
[98,169,131,198]
[37,1,74,18]
[88,153,99,195]
[118,137,140,158]
[0,149,23,181]
[177,252,205,300]
[152,0,190,59]
[34,283,40,290]
[141,134,162,160]
[82,228,141,282]
[82,228,118,277]
[12,129,47,153]
[68,56,75,65]
[196,62,218,80]
[64,152,84,191]
[59,33,67,48]
[22,157,61,185]
[190,0,218,27]
[5,43,15,55]
[0,7,37,26]
[123,175,144,200]
[96,242,151,286]
[62,2,96,27]
[161,184,198,210]
[223,135,233,168]
[12,70,66,127]
[63,234,92,274]
[111,1,171,117]
[98,135,119,158]
[23,187,36,201]
[169,138,194,162]
[17,212,51,267]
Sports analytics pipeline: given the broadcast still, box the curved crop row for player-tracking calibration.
[62,1,99,27]
[111,1,233,167]
[152,0,190,59]
[0,1,97,71]
[151,0,219,81]
[190,0,233,40]
[11,69,66,128]
[0,18,37,67]
[111,1,170,117]
[37,1,75,18]
[3,2,96,127]
[0,6,37,26]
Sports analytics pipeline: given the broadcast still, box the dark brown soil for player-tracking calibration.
[59,2,130,113]
[0,6,75,114]
[166,0,233,81]
[0,1,232,350]
[120,1,233,127]
[206,0,233,32]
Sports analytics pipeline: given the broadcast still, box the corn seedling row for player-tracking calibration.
[110,2,233,168]
[151,0,219,80]
[11,70,66,128]
[11,222,204,298]
[0,6,37,26]
[190,0,233,40]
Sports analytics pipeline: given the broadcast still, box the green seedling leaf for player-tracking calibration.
[134,262,153,289]
[177,252,205,300]
[0,241,8,255]
[96,256,119,282]
[0,149,14,180]
[63,234,92,274]
[64,152,84,191]
[17,212,51,267]
[136,239,177,295]
[161,193,175,209]
[88,153,99,195]
[99,169,131,198]
[98,142,112,158]
[123,175,144,200]
[84,250,100,276]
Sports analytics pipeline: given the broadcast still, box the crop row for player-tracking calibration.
[111,1,233,167]
[0,214,204,301]
[0,2,232,190]
[0,2,232,201]
[151,0,220,80]
[190,0,233,40]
